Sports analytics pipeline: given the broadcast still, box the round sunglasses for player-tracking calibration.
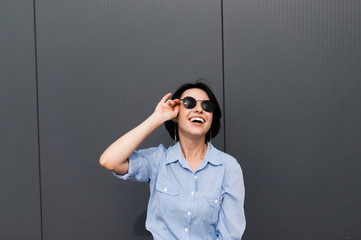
[180,96,216,112]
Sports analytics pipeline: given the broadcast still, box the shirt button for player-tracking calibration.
[194,175,198,179]
[164,188,167,192]
[191,192,194,196]
[184,228,189,232]
[214,200,218,203]
[187,211,191,216]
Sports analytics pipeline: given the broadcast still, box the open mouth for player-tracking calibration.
[189,117,205,124]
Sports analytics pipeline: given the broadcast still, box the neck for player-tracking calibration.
[178,135,207,162]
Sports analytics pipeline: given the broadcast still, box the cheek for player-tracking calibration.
[175,109,188,124]
[178,107,190,118]
[208,114,213,125]
[206,115,213,130]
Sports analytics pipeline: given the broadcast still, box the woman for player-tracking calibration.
[99,82,246,239]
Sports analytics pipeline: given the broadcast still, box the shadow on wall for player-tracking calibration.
[133,209,152,239]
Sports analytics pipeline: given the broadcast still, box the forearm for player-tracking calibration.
[99,113,162,174]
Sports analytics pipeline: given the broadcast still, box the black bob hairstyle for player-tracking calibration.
[164,82,222,142]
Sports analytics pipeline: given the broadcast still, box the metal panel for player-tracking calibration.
[0,1,42,239]
[35,0,223,239]
[224,1,361,239]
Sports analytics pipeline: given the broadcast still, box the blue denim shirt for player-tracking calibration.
[113,142,246,240]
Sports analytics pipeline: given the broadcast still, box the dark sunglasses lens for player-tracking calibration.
[183,97,196,109]
[202,101,215,112]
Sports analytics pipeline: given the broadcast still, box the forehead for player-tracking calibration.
[180,88,209,100]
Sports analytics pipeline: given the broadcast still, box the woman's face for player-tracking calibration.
[176,88,213,141]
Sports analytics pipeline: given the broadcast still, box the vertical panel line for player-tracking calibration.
[221,0,226,152]
[33,0,44,239]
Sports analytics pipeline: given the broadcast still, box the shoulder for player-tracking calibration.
[129,144,169,165]
[132,143,179,162]
[134,144,167,155]
[209,144,245,189]
[209,143,241,171]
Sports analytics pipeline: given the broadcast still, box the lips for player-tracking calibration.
[189,117,205,123]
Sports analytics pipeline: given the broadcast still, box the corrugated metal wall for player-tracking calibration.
[224,1,361,239]
[1,0,360,239]
[0,1,42,239]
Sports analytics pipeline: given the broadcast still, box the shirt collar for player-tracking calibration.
[166,142,223,166]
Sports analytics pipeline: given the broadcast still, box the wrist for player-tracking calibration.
[147,113,165,128]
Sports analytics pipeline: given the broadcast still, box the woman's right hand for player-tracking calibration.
[99,93,180,174]
[152,93,180,124]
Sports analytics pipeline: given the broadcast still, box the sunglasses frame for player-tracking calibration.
[180,96,215,112]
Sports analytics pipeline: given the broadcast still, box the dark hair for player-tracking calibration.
[164,81,222,142]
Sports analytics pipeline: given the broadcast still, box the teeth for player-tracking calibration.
[190,117,205,123]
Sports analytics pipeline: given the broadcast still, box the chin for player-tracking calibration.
[186,131,208,139]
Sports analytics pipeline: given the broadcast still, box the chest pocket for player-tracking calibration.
[203,192,223,225]
[155,180,180,216]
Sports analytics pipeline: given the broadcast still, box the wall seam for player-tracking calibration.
[33,0,44,239]
[221,0,226,152]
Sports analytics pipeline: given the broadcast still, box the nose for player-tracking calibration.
[193,101,203,112]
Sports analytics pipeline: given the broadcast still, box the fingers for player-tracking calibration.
[173,103,180,113]
[161,93,172,103]
[154,93,180,122]
[167,99,180,108]
[160,93,180,107]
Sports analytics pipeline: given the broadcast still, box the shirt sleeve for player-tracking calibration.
[216,162,246,240]
[112,144,165,183]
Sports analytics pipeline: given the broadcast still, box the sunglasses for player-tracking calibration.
[180,96,216,112]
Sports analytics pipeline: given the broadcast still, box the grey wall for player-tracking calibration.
[1,0,360,239]
[0,1,42,239]
[35,0,223,239]
[224,1,361,239]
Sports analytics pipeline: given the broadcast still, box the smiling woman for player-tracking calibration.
[99,81,246,239]
[165,82,222,144]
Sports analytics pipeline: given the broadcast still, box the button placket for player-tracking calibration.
[191,173,197,197]
[184,172,196,236]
